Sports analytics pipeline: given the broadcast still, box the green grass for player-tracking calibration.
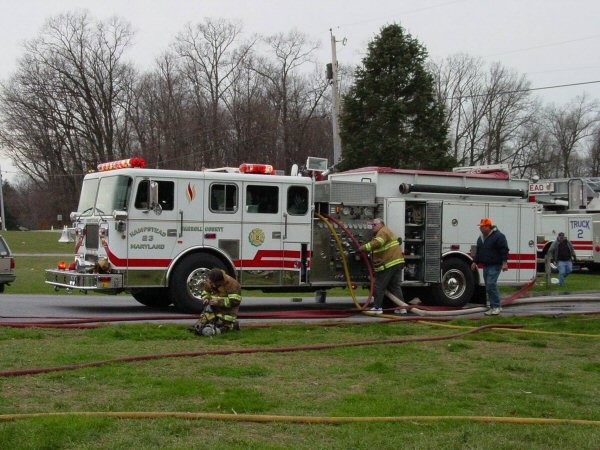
[0,318,599,448]
[1,231,599,447]
[1,229,73,254]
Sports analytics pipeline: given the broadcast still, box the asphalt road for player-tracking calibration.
[1,293,599,326]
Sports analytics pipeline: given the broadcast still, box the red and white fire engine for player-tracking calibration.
[46,157,538,313]
[529,177,600,270]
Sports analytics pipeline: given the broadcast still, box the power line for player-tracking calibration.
[450,79,600,100]
[484,33,600,58]
[522,79,600,93]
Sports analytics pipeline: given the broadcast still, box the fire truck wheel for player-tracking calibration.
[131,288,172,308]
[170,253,226,313]
[427,258,474,307]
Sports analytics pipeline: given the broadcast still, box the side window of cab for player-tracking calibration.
[134,180,175,210]
[287,186,308,215]
[210,183,238,213]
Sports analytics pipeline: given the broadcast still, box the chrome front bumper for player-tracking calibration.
[45,269,123,290]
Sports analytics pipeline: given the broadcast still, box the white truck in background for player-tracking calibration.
[530,178,600,271]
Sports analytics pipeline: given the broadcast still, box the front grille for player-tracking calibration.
[85,224,99,249]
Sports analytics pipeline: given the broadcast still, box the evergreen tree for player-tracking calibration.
[339,24,454,170]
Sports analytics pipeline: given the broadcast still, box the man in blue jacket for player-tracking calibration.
[470,218,509,316]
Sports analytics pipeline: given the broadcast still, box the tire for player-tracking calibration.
[131,288,172,308]
[169,253,226,313]
[425,257,474,307]
[0,283,4,293]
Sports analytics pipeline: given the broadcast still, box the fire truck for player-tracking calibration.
[45,157,537,313]
[529,177,600,270]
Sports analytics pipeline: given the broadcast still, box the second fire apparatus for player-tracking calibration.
[529,177,600,271]
[46,157,538,313]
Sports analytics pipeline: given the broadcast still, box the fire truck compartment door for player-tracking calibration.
[487,203,537,282]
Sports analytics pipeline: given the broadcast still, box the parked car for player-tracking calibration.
[0,235,15,292]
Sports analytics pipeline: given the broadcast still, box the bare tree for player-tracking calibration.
[432,56,543,173]
[480,63,534,165]
[545,95,599,177]
[252,30,326,169]
[0,11,135,211]
[173,18,254,167]
[588,124,600,177]
[508,119,554,178]
[226,55,279,164]
[128,52,197,169]
[429,54,486,164]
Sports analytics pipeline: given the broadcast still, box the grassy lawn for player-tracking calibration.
[1,317,599,448]
[1,231,599,448]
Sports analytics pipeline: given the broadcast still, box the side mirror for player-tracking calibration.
[149,181,162,214]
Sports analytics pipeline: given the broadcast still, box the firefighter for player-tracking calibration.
[192,268,242,336]
[358,218,406,314]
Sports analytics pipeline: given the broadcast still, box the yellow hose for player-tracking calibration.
[0,411,598,426]
[421,320,600,338]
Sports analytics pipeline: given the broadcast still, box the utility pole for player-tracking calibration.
[329,29,343,167]
[0,166,5,231]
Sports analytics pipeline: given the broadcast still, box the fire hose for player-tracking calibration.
[319,212,537,317]
[1,410,598,426]
[0,323,522,377]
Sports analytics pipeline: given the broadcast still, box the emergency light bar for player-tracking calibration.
[239,163,274,175]
[97,157,146,172]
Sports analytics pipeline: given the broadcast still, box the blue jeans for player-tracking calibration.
[558,260,573,286]
[483,264,502,309]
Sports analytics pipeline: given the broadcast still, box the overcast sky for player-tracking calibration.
[1,0,599,181]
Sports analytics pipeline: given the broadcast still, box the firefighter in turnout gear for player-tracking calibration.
[358,218,406,314]
[192,268,242,336]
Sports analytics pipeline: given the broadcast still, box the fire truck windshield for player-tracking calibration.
[77,175,132,216]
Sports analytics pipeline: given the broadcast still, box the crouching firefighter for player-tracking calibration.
[192,268,242,336]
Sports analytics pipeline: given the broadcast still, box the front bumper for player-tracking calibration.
[45,269,123,290]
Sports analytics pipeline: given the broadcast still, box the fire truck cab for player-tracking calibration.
[46,158,538,313]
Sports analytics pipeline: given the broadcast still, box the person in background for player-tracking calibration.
[192,268,242,336]
[549,232,576,287]
[358,218,406,314]
[470,217,509,316]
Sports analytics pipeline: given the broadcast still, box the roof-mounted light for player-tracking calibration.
[239,163,275,175]
[97,157,146,172]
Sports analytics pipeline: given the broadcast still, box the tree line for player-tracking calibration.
[0,14,599,229]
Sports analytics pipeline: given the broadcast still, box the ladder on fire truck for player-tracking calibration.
[530,177,600,212]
